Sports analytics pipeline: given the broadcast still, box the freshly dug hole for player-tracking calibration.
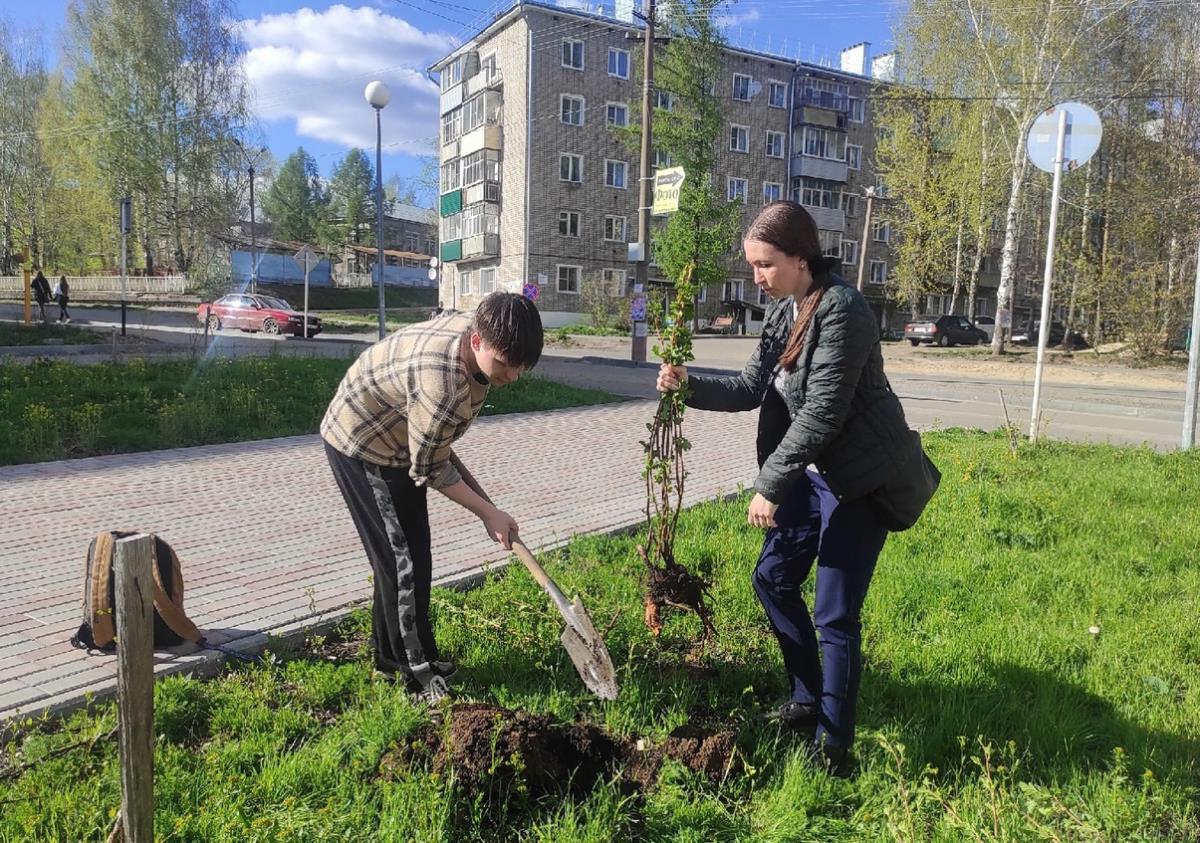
[379,703,740,798]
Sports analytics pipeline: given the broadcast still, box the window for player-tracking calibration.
[768,80,787,109]
[461,204,498,237]
[440,159,461,192]
[425,237,437,255]
[819,229,842,257]
[873,221,891,243]
[441,56,463,91]
[460,91,500,134]
[562,39,584,70]
[459,269,473,295]
[800,77,849,110]
[480,53,498,82]
[557,264,581,294]
[848,96,865,122]
[406,233,420,251]
[732,73,753,101]
[558,211,581,237]
[841,239,859,265]
[765,130,784,159]
[697,285,707,303]
[654,90,675,111]
[608,48,630,79]
[727,178,747,202]
[560,153,583,183]
[758,287,769,306]
[802,126,845,160]
[441,109,461,145]
[561,94,584,126]
[441,213,462,242]
[461,149,499,187]
[479,267,496,294]
[606,102,628,127]
[605,159,627,188]
[722,278,744,301]
[799,177,841,209]
[603,215,627,242]
[602,268,626,295]
[869,260,887,284]
[763,182,783,204]
[653,149,672,168]
[842,192,858,217]
[846,144,862,170]
[730,124,749,153]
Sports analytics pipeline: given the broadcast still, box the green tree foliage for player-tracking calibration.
[65,0,250,274]
[262,148,328,244]
[328,149,375,249]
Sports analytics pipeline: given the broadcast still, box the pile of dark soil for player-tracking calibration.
[379,703,740,799]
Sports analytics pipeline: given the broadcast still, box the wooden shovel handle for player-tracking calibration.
[511,540,575,620]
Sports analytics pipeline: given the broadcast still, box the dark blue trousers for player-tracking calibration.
[752,470,889,747]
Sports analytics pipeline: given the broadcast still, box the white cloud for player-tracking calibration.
[715,7,762,28]
[240,5,456,156]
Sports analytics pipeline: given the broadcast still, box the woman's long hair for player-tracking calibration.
[745,201,837,371]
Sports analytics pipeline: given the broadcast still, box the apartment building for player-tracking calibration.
[430,1,1001,331]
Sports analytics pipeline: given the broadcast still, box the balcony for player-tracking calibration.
[440,240,463,262]
[801,205,845,231]
[794,106,847,130]
[462,233,499,259]
[460,123,502,156]
[463,69,502,98]
[463,180,500,206]
[797,90,849,112]
[794,154,848,183]
[439,84,463,115]
[440,189,463,218]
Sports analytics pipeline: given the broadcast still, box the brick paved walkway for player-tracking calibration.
[0,401,758,722]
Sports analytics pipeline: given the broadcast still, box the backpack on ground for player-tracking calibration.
[70,531,202,652]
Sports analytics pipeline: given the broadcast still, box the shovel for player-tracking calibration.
[511,540,619,701]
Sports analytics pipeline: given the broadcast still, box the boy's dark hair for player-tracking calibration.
[474,292,544,369]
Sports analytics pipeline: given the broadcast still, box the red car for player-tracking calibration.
[196,294,322,338]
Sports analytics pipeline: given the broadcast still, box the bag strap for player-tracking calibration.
[148,539,202,644]
[89,532,117,648]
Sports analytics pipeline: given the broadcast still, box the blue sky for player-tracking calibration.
[5,0,901,193]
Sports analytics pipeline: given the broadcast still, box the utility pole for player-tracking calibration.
[855,185,876,292]
[631,0,656,364]
[1183,241,1200,449]
[120,196,131,337]
[248,164,257,295]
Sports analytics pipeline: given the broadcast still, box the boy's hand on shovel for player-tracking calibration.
[482,506,519,550]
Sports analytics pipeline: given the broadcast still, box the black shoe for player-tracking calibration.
[765,700,819,729]
[810,741,854,779]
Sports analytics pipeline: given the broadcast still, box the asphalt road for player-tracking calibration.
[3,304,1192,451]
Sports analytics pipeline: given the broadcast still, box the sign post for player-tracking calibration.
[292,244,318,338]
[1025,102,1102,441]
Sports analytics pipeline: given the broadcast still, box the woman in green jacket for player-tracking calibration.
[657,201,917,776]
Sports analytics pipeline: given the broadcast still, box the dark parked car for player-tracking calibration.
[196,294,322,338]
[1011,319,1088,349]
[904,315,988,347]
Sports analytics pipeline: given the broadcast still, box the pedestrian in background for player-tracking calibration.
[31,271,52,324]
[53,275,71,324]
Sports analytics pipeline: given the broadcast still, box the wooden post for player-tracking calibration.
[114,534,155,843]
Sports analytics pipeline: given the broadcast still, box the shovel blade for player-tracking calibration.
[560,598,619,700]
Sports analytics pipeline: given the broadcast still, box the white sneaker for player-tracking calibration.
[415,674,452,706]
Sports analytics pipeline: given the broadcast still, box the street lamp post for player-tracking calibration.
[365,80,391,340]
[234,139,264,294]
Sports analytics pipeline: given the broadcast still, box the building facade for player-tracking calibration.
[430,1,1002,331]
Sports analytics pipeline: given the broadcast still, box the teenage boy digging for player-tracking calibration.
[321,291,544,703]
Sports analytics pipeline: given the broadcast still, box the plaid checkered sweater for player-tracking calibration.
[320,312,488,489]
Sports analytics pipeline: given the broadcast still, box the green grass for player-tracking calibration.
[0,321,105,347]
[317,310,431,333]
[254,284,437,311]
[0,357,619,465]
[2,430,1198,840]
